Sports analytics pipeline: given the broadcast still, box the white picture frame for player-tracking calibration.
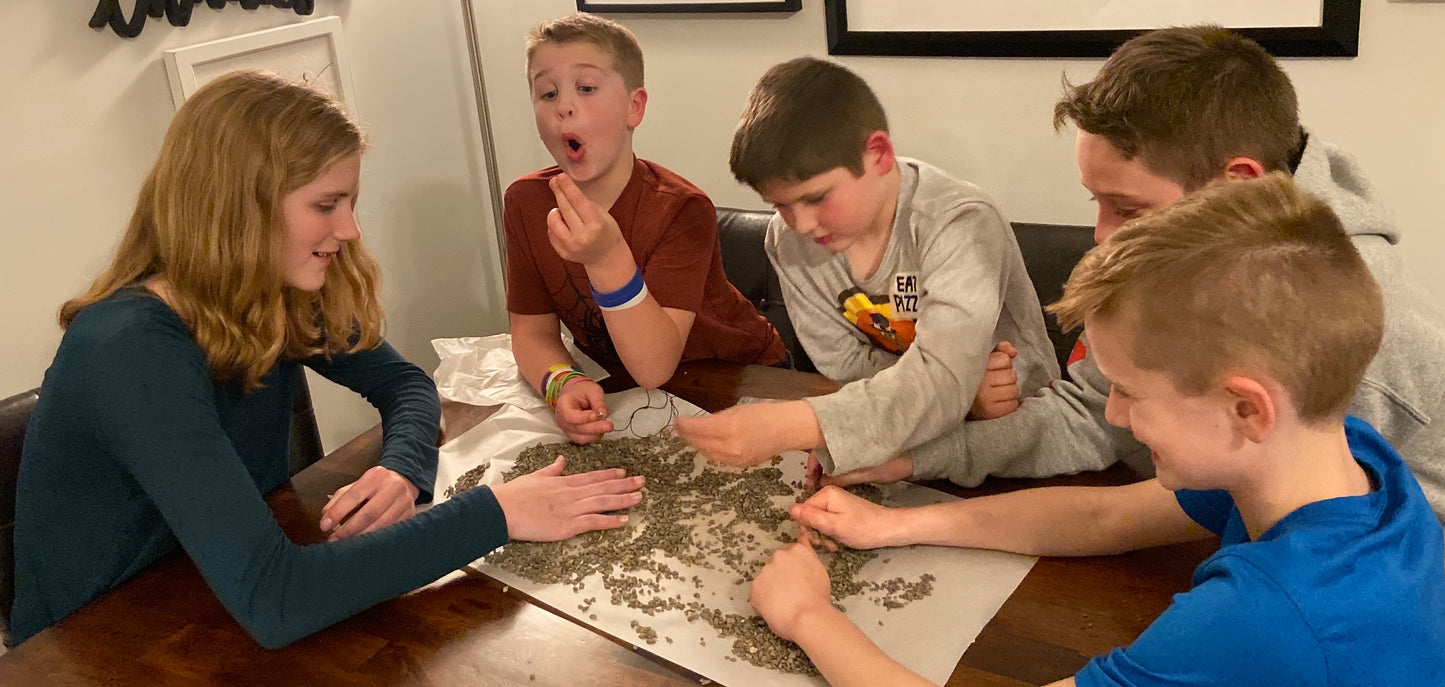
[162,16,358,114]
[825,0,1360,58]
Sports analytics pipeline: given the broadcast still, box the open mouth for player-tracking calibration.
[562,134,585,162]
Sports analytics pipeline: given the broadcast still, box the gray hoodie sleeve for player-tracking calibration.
[911,338,1150,485]
[796,201,1018,474]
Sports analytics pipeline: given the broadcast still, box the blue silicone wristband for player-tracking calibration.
[590,267,645,308]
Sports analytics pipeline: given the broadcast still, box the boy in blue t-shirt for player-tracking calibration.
[748,174,1445,686]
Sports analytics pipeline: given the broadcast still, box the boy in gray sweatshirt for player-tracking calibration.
[676,57,1058,475]
[827,26,1445,523]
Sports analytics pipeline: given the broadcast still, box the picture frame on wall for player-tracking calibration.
[825,0,1361,58]
[577,0,800,13]
[162,16,359,113]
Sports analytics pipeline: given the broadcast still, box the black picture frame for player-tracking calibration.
[825,0,1360,58]
[578,0,800,13]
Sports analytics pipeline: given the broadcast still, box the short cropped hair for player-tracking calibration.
[730,57,888,191]
[1049,173,1382,423]
[1054,26,1302,190]
[525,13,644,90]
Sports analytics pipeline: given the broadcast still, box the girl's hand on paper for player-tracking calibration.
[491,456,644,542]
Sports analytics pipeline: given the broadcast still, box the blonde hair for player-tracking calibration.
[730,57,888,191]
[1049,173,1382,422]
[60,70,383,391]
[525,12,644,90]
[1053,26,1301,190]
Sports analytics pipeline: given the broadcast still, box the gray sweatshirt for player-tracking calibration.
[767,158,1059,474]
[911,137,1445,522]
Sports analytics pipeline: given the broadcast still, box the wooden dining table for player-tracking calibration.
[0,361,1213,686]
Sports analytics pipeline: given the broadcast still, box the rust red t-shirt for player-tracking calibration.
[504,158,785,367]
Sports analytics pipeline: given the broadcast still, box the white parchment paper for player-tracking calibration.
[434,389,1036,686]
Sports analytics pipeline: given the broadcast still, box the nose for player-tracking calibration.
[790,206,819,236]
[554,92,575,119]
[334,207,361,242]
[1103,389,1129,429]
[1094,209,1118,244]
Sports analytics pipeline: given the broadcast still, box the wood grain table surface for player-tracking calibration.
[0,361,1212,686]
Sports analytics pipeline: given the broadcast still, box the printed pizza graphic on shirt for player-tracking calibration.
[838,286,917,355]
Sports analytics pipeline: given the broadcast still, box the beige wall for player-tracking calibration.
[4,1,1442,453]
[474,0,1445,300]
[0,1,506,451]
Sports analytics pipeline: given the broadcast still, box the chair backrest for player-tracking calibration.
[716,207,1096,375]
[715,207,816,373]
[1011,222,1096,371]
[0,388,39,646]
[288,367,325,477]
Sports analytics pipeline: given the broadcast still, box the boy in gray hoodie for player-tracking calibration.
[828,25,1445,522]
[676,57,1058,475]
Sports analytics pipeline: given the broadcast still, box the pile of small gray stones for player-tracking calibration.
[448,435,937,676]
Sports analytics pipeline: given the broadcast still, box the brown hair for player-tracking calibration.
[60,70,384,392]
[525,12,645,90]
[1049,173,1382,422]
[730,56,889,191]
[1054,25,1301,190]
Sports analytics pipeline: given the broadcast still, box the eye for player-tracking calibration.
[1115,207,1142,220]
[578,84,597,94]
[314,203,337,214]
[802,193,827,205]
[537,88,557,101]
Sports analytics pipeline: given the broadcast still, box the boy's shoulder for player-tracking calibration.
[504,166,563,204]
[634,158,712,206]
[898,156,1001,217]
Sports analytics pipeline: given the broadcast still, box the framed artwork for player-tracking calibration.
[577,0,800,13]
[162,16,358,113]
[825,0,1361,58]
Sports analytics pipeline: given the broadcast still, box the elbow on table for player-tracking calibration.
[628,361,678,391]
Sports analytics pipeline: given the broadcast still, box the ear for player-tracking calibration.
[627,87,648,129]
[862,131,896,176]
[1221,375,1276,444]
[1221,157,1266,181]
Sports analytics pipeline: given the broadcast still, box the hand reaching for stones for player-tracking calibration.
[789,485,905,550]
[749,528,834,642]
[490,456,645,542]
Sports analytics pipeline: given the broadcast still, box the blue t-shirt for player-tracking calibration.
[1076,417,1445,687]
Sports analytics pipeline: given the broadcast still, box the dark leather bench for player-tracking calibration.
[716,207,1095,375]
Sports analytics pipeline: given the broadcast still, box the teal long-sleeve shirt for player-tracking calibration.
[12,290,509,647]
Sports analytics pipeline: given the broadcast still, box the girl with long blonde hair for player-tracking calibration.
[13,71,643,648]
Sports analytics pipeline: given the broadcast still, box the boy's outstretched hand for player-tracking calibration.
[547,174,627,267]
[675,400,822,468]
[790,485,906,550]
[968,340,1021,420]
[490,456,645,542]
[749,529,835,642]
[554,377,613,444]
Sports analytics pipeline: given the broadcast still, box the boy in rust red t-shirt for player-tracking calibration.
[506,13,784,444]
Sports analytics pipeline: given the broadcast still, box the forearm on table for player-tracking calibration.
[791,605,936,687]
[892,479,1206,557]
[586,246,690,389]
[509,315,574,392]
[910,377,1128,485]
